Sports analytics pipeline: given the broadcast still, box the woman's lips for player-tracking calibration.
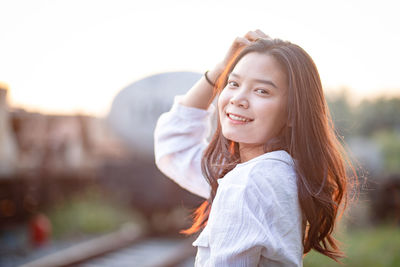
[226,112,253,123]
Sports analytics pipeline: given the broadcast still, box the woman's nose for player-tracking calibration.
[230,91,249,108]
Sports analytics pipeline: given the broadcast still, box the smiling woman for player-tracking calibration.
[218,52,288,162]
[154,30,357,266]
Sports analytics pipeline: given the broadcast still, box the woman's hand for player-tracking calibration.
[208,29,270,81]
[180,30,269,110]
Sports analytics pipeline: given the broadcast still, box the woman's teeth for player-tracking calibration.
[228,113,251,122]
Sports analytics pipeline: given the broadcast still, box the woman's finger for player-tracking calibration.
[255,29,270,39]
[244,30,260,41]
[233,36,252,47]
[244,29,270,42]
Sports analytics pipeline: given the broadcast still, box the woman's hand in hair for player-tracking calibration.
[209,29,270,81]
[180,30,269,110]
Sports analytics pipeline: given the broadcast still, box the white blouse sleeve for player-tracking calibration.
[154,95,214,199]
[205,160,303,266]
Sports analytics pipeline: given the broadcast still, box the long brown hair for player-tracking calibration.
[182,38,357,262]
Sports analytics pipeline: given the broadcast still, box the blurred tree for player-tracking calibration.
[326,88,356,139]
[327,91,400,138]
[355,97,400,137]
[326,91,400,177]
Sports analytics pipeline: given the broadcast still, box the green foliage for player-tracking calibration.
[326,92,400,175]
[326,92,400,138]
[46,188,145,239]
[356,98,400,137]
[304,225,400,267]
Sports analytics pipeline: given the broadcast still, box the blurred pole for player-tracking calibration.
[0,84,18,177]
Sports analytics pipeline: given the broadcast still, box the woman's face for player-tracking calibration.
[218,52,288,160]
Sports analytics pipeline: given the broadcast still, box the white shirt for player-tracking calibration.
[154,96,304,266]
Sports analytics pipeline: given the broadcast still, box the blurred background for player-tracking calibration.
[0,0,399,266]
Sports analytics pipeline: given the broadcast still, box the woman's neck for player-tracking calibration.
[239,143,265,163]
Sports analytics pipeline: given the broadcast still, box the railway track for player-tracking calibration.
[18,225,196,267]
[79,237,195,267]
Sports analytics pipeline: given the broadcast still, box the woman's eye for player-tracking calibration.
[256,89,269,95]
[228,81,239,87]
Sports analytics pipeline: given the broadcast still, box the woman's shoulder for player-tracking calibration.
[252,150,295,175]
[236,150,298,194]
[219,150,297,196]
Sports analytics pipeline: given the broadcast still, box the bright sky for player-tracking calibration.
[1,0,399,116]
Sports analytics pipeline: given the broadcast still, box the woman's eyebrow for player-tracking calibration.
[230,72,278,89]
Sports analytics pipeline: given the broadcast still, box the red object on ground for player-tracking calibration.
[30,213,52,246]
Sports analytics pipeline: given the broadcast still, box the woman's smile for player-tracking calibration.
[226,112,253,123]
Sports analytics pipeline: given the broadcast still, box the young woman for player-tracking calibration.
[154,30,356,266]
